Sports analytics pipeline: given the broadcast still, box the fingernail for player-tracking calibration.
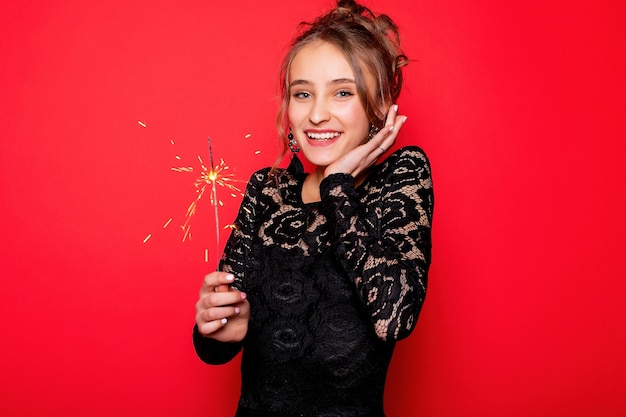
[235,307,241,315]
[225,274,234,281]
[389,125,395,132]
[394,104,399,112]
[240,292,247,300]
[221,318,228,325]
[402,116,408,124]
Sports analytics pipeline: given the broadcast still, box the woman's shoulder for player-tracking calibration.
[388,145,429,161]
[248,154,302,186]
[367,146,434,205]
[247,166,273,184]
[379,145,432,174]
[247,166,297,185]
[244,165,300,200]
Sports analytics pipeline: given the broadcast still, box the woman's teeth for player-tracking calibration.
[306,132,341,140]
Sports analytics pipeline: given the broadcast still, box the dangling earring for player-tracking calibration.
[367,123,380,142]
[288,128,299,153]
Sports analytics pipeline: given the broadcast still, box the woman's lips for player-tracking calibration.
[305,131,342,145]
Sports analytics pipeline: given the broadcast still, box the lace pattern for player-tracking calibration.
[193,146,433,416]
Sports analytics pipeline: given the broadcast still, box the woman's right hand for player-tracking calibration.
[195,271,250,343]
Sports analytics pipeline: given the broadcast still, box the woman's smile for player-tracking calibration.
[305,130,342,144]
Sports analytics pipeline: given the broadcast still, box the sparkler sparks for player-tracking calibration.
[140,123,260,263]
[178,160,241,247]
[177,137,245,253]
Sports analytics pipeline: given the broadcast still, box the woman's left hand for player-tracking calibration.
[324,104,407,179]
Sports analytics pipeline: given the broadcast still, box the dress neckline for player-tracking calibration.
[285,153,381,207]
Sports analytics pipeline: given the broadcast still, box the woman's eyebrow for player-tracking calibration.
[289,79,310,88]
[329,78,356,85]
[289,78,356,88]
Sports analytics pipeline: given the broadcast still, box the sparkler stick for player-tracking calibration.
[207,136,220,269]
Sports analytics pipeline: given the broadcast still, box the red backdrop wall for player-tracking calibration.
[1,1,625,416]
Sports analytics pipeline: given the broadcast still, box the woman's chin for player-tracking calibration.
[300,151,338,168]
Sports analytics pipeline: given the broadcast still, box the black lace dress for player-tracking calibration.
[193,146,434,417]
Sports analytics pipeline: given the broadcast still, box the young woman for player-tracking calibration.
[193,1,434,415]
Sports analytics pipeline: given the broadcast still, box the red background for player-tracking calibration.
[1,0,625,416]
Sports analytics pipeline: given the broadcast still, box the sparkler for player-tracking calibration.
[207,136,220,264]
[140,121,258,263]
[175,140,245,256]
[168,141,248,263]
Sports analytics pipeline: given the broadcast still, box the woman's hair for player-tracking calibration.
[274,0,408,166]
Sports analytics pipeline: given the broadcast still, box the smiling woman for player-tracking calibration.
[192,0,434,416]
[1,0,624,415]
[287,42,373,176]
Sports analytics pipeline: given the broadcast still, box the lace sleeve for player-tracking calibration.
[193,324,243,365]
[192,169,267,365]
[219,168,269,292]
[319,147,434,341]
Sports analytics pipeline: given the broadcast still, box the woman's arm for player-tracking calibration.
[192,169,267,364]
[320,146,434,341]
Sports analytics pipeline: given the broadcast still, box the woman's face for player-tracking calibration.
[287,41,373,169]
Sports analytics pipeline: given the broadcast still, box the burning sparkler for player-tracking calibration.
[140,121,259,264]
[207,137,220,253]
[174,139,245,256]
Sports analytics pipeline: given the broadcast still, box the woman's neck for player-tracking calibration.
[301,168,325,204]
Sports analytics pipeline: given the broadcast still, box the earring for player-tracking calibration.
[288,128,300,153]
[367,123,380,142]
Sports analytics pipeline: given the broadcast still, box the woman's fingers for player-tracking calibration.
[196,271,247,330]
[198,304,241,324]
[376,113,407,156]
[199,272,235,297]
[196,293,248,335]
[197,289,246,310]
[195,271,250,340]
[196,297,250,338]
[384,104,399,127]
[371,104,404,155]
[197,317,229,335]
[369,104,397,158]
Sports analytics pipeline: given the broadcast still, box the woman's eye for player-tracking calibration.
[336,90,354,98]
[293,91,311,99]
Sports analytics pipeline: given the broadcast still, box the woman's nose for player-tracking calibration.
[309,98,330,124]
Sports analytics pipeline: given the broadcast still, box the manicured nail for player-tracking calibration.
[389,125,395,132]
[225,274,234,281]
[402,116,408,124]
[234,307,241,314]
[394,104,399,112]
[240,292,247,300]
[221,318,228,325]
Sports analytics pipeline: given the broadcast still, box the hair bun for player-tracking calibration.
[336,0,367,15]
[330,1,402,55]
